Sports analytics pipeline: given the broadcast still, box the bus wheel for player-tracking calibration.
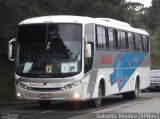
[133,79,140,98]
[94,84,103,107]
[38,100,51,107]
[123,79,139,99]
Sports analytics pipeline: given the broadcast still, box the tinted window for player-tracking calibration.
[139,35,143,51]
[84,23,94,73]
[96,26,106,49]
[117,31,126,50]
[117,31,121,49]
[108,28,117,50]
[142,35,149,52]
[128,32,134,51]
[121,31,126,50]
[135,34,142,51]
[16,24,82,78]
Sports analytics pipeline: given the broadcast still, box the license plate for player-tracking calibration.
[40,93,51,99]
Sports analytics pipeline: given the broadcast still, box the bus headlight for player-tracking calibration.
[74,93,80,98]
[63,80,82,90]
[16,81,31,90]
[17,93,21,97]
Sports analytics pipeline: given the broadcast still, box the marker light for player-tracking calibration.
[17,93,21,97]
[74,93,80,98]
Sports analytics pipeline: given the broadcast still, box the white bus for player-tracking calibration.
[8,15,150,107]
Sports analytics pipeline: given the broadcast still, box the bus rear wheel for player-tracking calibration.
[94,84,103,107]
[123,79,139,99]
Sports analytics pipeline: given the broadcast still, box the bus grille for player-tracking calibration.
[30,87,61,91]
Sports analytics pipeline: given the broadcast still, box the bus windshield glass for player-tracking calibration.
[15,24,82,78]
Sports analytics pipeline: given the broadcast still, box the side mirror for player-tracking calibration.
[86,44,92,58]
[8,38,16,61]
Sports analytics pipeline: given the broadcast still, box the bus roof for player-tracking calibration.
[19,15,149,35]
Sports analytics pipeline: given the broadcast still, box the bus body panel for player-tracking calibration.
[12,15,150,102]
[84,51,150,99]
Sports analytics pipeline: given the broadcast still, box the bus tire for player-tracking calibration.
[38,100,51,107]
[123,79,140,99]
[133,79,140,98]
[94,83,103,107]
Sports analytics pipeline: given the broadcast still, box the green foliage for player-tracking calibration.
[143,0,160,69]
[0,56,16,101]
[0,0,133,54]
[150,28,160,69]
[144,0,160,29]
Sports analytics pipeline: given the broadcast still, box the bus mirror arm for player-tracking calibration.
[8,38,16,61]
[86,44,92,58]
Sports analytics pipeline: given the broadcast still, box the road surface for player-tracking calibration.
[1,90,160,119]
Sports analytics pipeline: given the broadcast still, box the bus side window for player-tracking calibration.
[117,30,126,50]
[139,35,143,51]
[117,30,121,49]
[105,28,109,49]
[108,28,117,50]
[96,26,106,49]
[128,32,134,51]
[134,34,140,51]
[142,35,149,52]
[84,23,94,73]
[135,34,143,52]
[121,31,126,50]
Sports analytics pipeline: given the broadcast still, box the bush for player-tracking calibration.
[0,54,16,101]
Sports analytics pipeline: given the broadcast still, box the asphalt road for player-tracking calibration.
[1,90,160,119]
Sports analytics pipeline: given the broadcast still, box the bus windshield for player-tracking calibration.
[15,24,82,78]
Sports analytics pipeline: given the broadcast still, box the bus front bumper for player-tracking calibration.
[15,83,84,101]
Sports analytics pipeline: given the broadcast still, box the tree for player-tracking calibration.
[0,0,45,55]
[145,0,160,29]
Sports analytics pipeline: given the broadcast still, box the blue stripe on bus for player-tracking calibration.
[110,53,145,91]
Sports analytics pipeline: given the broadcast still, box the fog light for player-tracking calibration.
[17,93,21,97]
[74,93,80,98]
